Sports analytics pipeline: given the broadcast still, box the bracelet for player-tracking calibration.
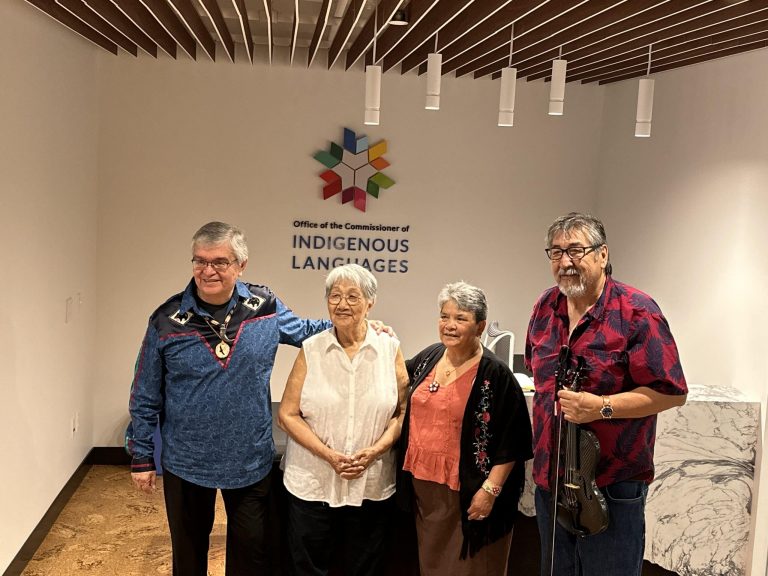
[482,480,502,497]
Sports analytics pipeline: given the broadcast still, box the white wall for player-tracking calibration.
[596,48,768,576]
[0,2,99,572]
[92,49,605,445]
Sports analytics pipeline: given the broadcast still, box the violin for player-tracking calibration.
[547,346,609,573]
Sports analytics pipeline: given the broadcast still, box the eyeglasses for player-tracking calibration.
[328,293,363,306]
[191,258,237,272]
[545,245,602,262]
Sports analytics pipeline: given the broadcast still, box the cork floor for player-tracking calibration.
[20,465,227,576]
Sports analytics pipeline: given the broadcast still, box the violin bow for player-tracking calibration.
[548,345,571,576]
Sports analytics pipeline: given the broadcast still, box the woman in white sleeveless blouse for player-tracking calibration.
[278,264,409,576]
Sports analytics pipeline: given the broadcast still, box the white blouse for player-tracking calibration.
[282,326,400,507]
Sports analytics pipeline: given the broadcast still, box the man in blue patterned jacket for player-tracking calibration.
[128,221,331,575]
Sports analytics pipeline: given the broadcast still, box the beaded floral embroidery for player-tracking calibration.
[473,379,492,476]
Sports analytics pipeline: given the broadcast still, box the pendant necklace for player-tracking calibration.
[204,307,236,359]
[428,348,481,393]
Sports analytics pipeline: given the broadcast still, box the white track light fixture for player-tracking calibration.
[498,26,516,126]
[425,49,442,110]
[364,9,382,125]
[635,46,655,137]
[365,65,382,125]
[549,52,567,115]
[498,68,517,126]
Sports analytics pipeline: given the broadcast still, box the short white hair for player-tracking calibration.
[325,264,377,302]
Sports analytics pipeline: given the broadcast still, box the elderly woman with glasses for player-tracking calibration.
[278,264,409,576]
[398,281,533,576]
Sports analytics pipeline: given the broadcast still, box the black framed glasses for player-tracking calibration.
[545,245,602,262]
[191,258,237,272]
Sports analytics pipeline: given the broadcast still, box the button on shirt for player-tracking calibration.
[282,327,400,507]
[525,276,687,490]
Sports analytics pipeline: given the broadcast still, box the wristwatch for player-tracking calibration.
[600,395,614,419]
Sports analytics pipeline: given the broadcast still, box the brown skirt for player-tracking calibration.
[412,478,512,576]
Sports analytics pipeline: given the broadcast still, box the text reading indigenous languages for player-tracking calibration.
[291,219,410,273]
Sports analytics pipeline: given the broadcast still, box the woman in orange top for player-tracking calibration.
[398,281,533,575]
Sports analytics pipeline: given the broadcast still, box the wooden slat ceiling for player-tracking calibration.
[25,0,768,85]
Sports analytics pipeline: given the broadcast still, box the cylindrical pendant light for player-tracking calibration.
[364,9,381,125]
[549,56,567,116]
[498,25,516,127]
[635,46,654,137]
[635,78,654,137]
[498,67,517,126]
[365,65,382,125]
[425,53,442,110]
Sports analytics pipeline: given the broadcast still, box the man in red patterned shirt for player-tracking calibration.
[525,212,687,576]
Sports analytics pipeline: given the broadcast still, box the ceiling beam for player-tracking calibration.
[328,0,369,69]
[198,0,235,62]
[381,0,476,72]
[344,0,404,70]
[140,0,196,60]
[400,0,517,73]
[26,0,117,54]
[455,0,652,79]
[263,0,273,64]
[523,0,768,81]
[83,0,157,57]
[166,0,215,61]
[308,0,331,67]
[514,0,727,79]
[289,0,299,65]
[56,0,138,55]
[371,0,441,63]
[110,0,177,58]
[232,0,254,63]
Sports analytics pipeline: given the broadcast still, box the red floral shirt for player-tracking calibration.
[524,276,687,490]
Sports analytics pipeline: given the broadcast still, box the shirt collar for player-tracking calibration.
[551,275,613,322]
[179,279,250,316]
[325,323,378,354]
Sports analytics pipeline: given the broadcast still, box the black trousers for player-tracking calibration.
[163,469,272,576]
[285,492,394,576]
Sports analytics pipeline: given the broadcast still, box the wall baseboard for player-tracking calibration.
[2,447,128,576]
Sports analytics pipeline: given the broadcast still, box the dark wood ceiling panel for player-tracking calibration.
[308,0,330,67]
[262,0,273,64]
[110,0,177,58]
[598,40,768,84]
[371,0,441,62]
[345,0,404,70]
[233,0,254,63]
[380,0,475,72]
[140,0,196,59]
[522,0,768,81]
[26,0,118,53]
[56,0,138,55]
[166,0,215,61]
[400,0,517,73]
[198,0,235,62]
[328,0,368,69]
[83,0,157,56]
[21,0,768,88]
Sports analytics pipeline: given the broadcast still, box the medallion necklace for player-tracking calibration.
[428,346,482,393]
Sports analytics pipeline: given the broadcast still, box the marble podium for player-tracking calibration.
[517,383,760,576]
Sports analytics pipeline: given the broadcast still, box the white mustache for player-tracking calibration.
[561,268,579,276]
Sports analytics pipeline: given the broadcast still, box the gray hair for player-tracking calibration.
[546,212,612,276]
[192,222,249,264]
[325,264,378,302]
[437,281,488,322]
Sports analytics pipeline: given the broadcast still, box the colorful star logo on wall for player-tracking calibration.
[313,128,395,212]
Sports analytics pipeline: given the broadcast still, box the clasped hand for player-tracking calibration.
[327,448,378,480]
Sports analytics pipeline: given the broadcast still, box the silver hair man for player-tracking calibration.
[192,221,249,264]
